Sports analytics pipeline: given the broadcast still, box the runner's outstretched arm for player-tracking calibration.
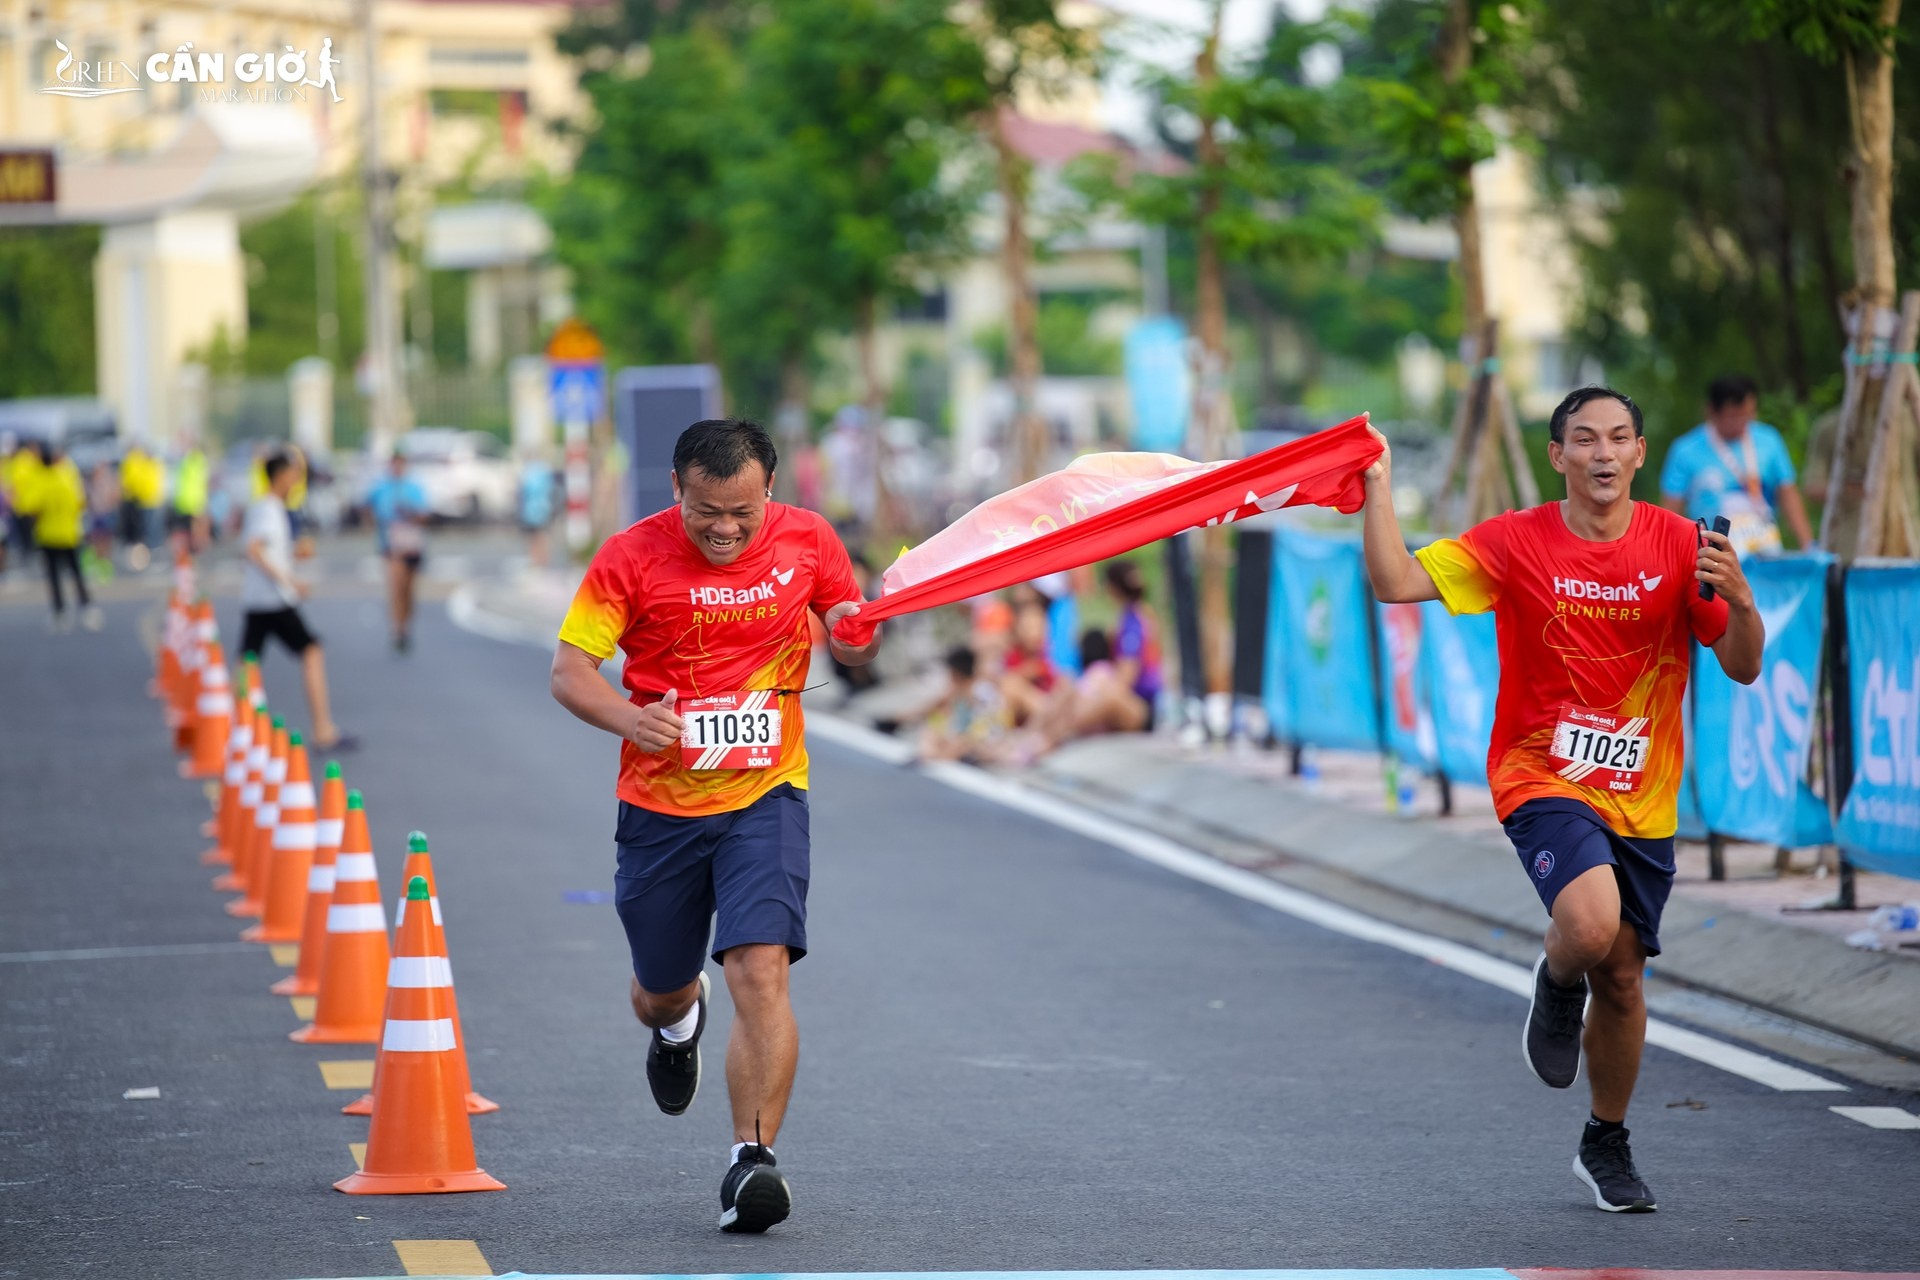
[550,639,684,752]
[1358,425,1440,604]
[1697,530,1763,684]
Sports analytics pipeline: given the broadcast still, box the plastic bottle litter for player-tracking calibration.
[1844,903,1920,951]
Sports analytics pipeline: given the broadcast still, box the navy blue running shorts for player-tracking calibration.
[1502,797,1675,956]
[613,783,810,994]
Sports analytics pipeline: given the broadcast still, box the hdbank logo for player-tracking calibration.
[1553,575,1654,602]
[687,568,791,608]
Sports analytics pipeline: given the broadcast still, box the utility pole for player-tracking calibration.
[358,0,410,459]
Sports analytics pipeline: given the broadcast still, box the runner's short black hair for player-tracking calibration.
[1548,386,1644,444]
[1707,373,1759,410]
[673,418,777,486]
[263,448,294,483]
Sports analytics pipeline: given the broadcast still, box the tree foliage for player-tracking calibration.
[0,226,99,398]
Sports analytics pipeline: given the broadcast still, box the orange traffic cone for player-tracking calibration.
[242,733,315,943]
[202,693,252,867]
[292,790,389,1044]
[335,875,505,1195]
[212,705,271,890]
[342,831,496,1117]
[183,636,234,780]
[226,717,287,918]
[202,657,263,849]
[156,588,187,706]
[171,602,214,754]
[272,761,345,996]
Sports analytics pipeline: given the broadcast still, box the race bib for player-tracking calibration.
[680,691,782,770]
[1549,704,1649,793]
[389,521,426,555]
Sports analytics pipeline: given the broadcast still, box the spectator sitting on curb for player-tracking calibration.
[998,596,1058,728]
[916,644,1013,764]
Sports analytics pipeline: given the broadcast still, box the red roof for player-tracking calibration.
[999,107,1184,175]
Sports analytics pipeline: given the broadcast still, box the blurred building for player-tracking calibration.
[0,0,587,447]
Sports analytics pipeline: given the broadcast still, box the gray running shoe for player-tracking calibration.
[1574,1126,1657,1212]
[1523,953,1586,1088]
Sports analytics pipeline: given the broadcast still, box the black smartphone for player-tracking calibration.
[1696,515,1732,600]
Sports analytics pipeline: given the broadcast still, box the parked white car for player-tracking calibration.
[391,428,518,521]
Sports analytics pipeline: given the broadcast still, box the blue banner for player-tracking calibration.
[1422,604,1499,785]
[1836,563,1920,877]
[1692,553,1832,846]
[1375,599,1437,769]
[1269,531,1379,751]
[1124,317,1191,453]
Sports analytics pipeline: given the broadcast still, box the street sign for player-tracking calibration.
[548,362,605,426]
[0,150,56,205]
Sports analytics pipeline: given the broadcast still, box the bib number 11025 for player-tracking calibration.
[1548,703,1648,793]
[680,691,781,770]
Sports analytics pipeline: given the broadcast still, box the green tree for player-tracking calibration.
[0,226,99,398]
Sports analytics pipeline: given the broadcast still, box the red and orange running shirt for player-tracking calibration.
[1414,501,1729,838]
[558,502,861,818]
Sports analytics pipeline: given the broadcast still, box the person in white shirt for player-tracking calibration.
[240,450,355,751]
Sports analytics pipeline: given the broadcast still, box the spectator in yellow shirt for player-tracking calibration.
[19,441,100,631]
[119,445,165,571]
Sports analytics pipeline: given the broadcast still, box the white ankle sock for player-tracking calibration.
[658,1004,699,1044]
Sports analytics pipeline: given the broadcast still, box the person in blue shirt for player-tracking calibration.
[1659,373,1814,553]
[365,452,430,652]
[517,452,556,568]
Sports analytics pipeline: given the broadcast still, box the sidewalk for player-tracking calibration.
[457,570,1920,1086]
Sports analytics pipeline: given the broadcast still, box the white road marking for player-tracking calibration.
[904,759,1848,1094]
[0,941,258,964]
[1830,1105,1920,1129]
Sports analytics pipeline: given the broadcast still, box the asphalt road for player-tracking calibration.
[1,567,1916,1280]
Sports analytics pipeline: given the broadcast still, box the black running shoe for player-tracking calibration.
[720,1144,792,1233]
[1574,1126,1657,1212]
[645,971,708,1116]
[1523,953,1587,1088]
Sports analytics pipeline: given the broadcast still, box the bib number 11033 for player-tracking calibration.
[680,691,781,770]
[1548,703,1648,793]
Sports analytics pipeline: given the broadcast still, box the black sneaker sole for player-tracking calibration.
[720,1166,792,1233]
[1572,1154,1656,1213]
[1523,954,1582,1089]
[649,972,707,1116]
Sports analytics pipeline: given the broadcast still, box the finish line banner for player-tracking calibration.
[1692,553,1832,847]
[830,416,1382,645]
[1836,562,1920,878]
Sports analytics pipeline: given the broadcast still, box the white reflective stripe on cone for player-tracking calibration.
[327,903,386,933]
[272,822,316,850]
[316,820,344,847]
[334,852,377,882]
[279,782,316,809]
[266,761,287,784]
[255,805,279,830]
[308,865,337,893]
[394,896,444,927]
[382,1018,457,1053]
[241,784,263,806]
[225,762,246,785]
[198,693,233,714]
[386,956,453,988]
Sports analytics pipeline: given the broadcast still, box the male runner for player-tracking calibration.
[549,418,878,1233]
[1359,387,1761,1212]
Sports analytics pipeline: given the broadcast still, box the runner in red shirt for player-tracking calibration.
[550,419,879,1233]
[1360,387,1761,1213]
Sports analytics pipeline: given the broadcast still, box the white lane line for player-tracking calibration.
[1830,1106,1920,1129]
[805,707,917,765]
[902,757,1847,1094]
[0,941,259,964]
